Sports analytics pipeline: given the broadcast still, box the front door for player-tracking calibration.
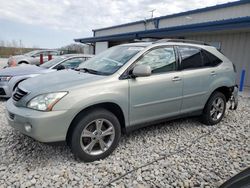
[129,46,183,126]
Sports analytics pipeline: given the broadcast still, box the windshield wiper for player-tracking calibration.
[76,68,109,75]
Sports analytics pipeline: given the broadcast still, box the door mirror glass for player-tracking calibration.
[132,64,151,77]
[56,65,66,70]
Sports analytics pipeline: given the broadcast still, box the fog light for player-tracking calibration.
[24,124,32,133]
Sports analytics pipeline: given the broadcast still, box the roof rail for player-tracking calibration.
[154,38,210,46]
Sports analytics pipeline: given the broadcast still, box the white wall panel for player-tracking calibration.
[95,42,108,54]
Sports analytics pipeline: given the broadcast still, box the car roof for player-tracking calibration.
[120,42,153,47]
[119,40,216,50]
[60,54,94,58]
[33,49,59,52]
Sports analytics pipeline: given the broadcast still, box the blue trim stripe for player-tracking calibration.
[74,17,250,43]
[239,69,246,92]
[92,0,250,32]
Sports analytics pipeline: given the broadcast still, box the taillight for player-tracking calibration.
[233,64,237,73]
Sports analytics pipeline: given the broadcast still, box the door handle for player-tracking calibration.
[210,71,217,76]
[172,76,182,81]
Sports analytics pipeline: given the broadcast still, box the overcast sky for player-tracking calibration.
[0,0,238,48]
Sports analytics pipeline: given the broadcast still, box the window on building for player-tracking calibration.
[135,47,176,74]
[178,46,203,70]
[201,50,222,67]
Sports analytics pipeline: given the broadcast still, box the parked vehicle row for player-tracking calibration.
[0,54,93,98]
[7,49,61,66]
[4,39,238,162]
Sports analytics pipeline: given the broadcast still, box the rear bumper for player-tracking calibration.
[229,85,238,110]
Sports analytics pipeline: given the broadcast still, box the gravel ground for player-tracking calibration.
[0,97,249,188]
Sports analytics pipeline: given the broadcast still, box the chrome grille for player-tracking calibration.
[0,88,6,95]
[12,87,28,102]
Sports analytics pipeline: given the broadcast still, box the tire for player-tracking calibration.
[70,108,121,162]
[18,61,28,64]
[201,91,226,125]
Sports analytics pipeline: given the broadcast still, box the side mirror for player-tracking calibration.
[57,65,66,70]
[132,64,151,77]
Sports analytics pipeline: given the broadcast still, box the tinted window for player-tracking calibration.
[56,57,86,69]
[49,51,60,56]
[42,51,49,56]
[40,57,65,68]
[178,47,203,70]
[201,50,222,67]
[135,47,176,74]
[33,52,42,57]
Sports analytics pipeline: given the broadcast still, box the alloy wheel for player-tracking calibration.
[80,119,115,156]
[210,97,225,121]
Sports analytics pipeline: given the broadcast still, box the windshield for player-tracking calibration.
[78,46,144,75]
[40,57,65,68]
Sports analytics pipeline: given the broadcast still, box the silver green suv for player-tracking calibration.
[6,39,238,162]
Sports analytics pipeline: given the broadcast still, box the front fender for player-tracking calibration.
[8,75,36,92]
[53,80,129,126]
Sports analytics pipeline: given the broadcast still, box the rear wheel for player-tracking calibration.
[70,108,121,162]
[201,91,226,125]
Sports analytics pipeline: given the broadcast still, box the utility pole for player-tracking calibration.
[150,9,156,19]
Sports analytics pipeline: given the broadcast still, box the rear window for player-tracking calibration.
[178,46,203,70]
[201,50,222,67]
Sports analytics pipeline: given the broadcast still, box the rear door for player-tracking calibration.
[177,46,211,113]
[129,46,183,126]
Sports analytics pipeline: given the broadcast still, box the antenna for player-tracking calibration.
[149,9,156,19]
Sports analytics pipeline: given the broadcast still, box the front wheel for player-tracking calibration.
[201,91,226,125]
[70,109,121,162]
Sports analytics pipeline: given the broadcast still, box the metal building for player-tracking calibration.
[75,0,250,87]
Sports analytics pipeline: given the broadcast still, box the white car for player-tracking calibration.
[1,54,93,98]
[7,50,61,66]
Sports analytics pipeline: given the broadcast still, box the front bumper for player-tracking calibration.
[0,83,11,98]
[5,99,74,142]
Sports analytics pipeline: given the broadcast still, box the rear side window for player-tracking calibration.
[178,46,203,70]
[201,50,222,67]
[50,51,60,56]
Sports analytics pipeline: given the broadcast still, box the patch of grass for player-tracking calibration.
[0,47,40,58]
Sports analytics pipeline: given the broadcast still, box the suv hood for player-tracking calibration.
[0,64,52,76]
[19,69,105,95]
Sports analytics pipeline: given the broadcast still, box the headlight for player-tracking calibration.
[0,76,12,82]
[27,92,68,111]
